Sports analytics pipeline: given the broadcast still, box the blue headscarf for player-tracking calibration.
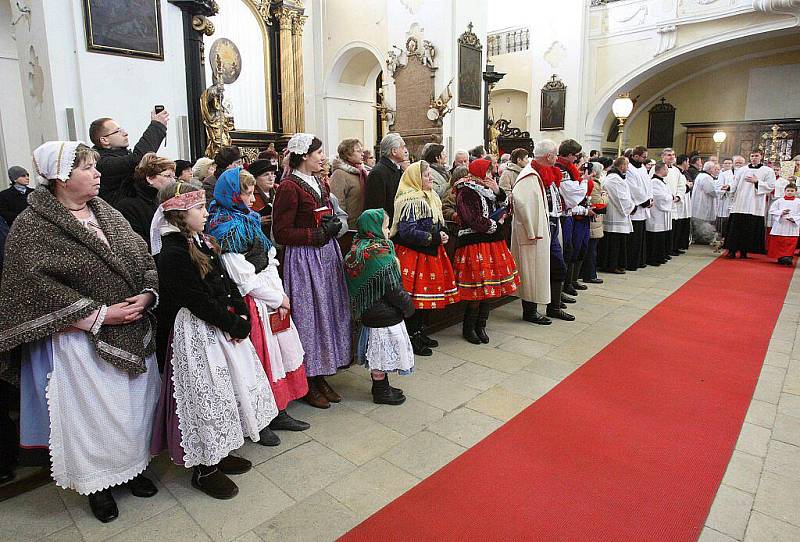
[207,167,272,253]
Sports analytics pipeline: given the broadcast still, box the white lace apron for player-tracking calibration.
[364,323,415,374]
[47,331,161,495]
[170,308,278,468]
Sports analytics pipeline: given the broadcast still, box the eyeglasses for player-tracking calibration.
[103,128,123,138]
[158,172,176,180]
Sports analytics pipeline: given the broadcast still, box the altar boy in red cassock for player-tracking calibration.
[767,183,800,265]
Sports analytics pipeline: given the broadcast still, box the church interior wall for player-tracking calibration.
[489,48,533,131]
[490,89,529,133]
[0,1,31,187]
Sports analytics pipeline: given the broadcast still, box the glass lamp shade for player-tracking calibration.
[713,130,727,144]
[612,94,634,120]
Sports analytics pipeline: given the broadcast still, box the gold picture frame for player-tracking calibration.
[83,0,164,60]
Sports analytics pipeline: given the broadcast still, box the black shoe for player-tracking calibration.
[192,466,238,499]
[462,327,481,344]
[546,308,576,321]
[383,374,405,399]
[581,278,603,284]
[475,326,489,344]
[372,377,406,405]
[665,255,672,260]
[523,312,551,325]
[256,427,281,447]
[218,455,252,475]
[0,466,14,484]
[573,282,588,290]
[561,293,576,304]
[127,474,158,498]
[560,302,567,309]
[410,332,433,356]
[419,332,439,348]
[269,410,310,431]
[88,490,119,523]
[475,303,490,344]
[563,283,578,296]
[462,306,481,344]
[740,252,749,259]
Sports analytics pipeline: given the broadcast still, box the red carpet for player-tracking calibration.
[341,255,795,541]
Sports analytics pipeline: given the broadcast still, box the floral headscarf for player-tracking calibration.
[344,209,401,318]
[207,167,272,253]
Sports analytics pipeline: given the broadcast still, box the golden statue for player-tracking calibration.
[201,55,233,157]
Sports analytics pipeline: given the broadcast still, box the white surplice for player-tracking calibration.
[769,198,800,237]
[659,166,687,216]
[646,176,673,233]
[603,172,635,234]
[691,172,718,222]
[729,164,775,216]
[715,169,736,218]
[768,177,791,227]
[627,163,652,221]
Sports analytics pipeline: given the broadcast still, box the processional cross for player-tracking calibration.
[761,124,788,163]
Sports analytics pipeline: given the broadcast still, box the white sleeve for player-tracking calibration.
[220,252,285,309]
[756,169,776,196]
[559,181,586,209]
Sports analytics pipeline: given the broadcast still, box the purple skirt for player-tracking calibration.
[282,240,352,377]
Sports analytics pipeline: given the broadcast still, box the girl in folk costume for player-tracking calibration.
[646,162,676,266]
[344,209,415,405]
[454,158,519,344]
[767,183,800,265]
[207,168,310,440]
[272,134,351,409]
[390,161,460,355]
[150,182,278,500]
[580,161,608,284]
[0,142,161,523]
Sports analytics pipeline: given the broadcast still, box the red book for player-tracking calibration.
[269,310,291,334]
[314,206,332,226]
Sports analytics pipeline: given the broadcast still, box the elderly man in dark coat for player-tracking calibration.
[364,133,407,221]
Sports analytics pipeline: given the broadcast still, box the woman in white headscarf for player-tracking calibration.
[0,141,161,523]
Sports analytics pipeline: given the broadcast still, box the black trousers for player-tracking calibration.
[601,232,628,271]
[626,220,647,270]
[0,380,18,469]
[673,218,690,251]
[646,230,668,264]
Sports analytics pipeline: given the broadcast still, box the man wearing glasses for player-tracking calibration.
[89,108,169,207]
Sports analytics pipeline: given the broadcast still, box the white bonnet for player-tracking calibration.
[32,141,90,185]
[286,133,317,155]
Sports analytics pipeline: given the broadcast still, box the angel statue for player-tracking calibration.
[421,40,435,68]
[386,45,403,75]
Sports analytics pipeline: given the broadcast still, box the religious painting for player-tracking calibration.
[458,23,483,110]
[540,74,566,131]
[82,0,164,60]
[647,97,676,149]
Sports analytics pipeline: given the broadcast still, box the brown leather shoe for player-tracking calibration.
[304,378,330,409]
[316,377,341,403]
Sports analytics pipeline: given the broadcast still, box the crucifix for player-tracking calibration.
[760,124,788,163]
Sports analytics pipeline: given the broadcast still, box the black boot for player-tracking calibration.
[88,489,118,523]
[127,473,158,497]
[563,263,579,296]
[418,311,438,347]
[573,259,588,290]
[475,303,490,344]
[547,280,575,321]
[256,426,281,447]
[462,304,481,344]
[269,410,310,431]
[522,300,551,325]
[192,465,238,499]
[410,331,433,356]
[371,376,405,405]
[383,374,404,398]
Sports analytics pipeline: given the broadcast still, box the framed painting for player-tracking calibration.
[647,97,676,149]
[83,0,164,60]
[457,23,483,110]
[540,74,566,131]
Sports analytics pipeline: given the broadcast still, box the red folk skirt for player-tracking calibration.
[396,245,460,309]
[454,240,520,301]
[767,235,798,259]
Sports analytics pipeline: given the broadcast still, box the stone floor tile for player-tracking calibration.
[494,336,555,359]
[498,370,561,400]
[382,430,466,478]
[721,451,763,494]
[325,370,380,415]
[523,356,580,381]
[698,527,738,542]
[0,484,74,541]
[767,338,793,355]
[546,341,604,364]
[426,407,503,448]
[398,371,481,411]
[745,399,778,429]
[59,477,178,542]
[324,458,418,518]
[466,385,533,421]
[309,414,405,466]
[777,392,800,418]
[784,365,800,396]
[705,484,754,540]
[366,396,445,437]
[235,430,312,467]
[735,422,773,458]
[764,440,800,482]
[159,467,294,542]
[232,531,262,542]
[413,349,467,376]
[40,524,85,542]
[256,441,356,501]
[106,506,210,542]
[764,351,791,369]
[442,361,509,391]
[434,335,501,361]
[744,511,800,541]
[253,490,359,542]
[754,365,787,404]
[753,471,800,528]
[771,413,800,446]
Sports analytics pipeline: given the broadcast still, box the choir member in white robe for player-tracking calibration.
[724,149,776,258]
[715,156,744,238]
[646,162,674,265]
[625,147,652,270]
[767,183,800,264]
[657,149,687,256]
[767,167,790,229]
[691,162,719,223]
[674,155,693,252]
[600,157,635,273]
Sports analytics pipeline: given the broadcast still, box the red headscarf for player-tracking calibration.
[468,158,492,180]
[530,159,562,188]
[556,156,594,196]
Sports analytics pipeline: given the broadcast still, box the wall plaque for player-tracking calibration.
[457,22,482,110]
[647,97,676,149]
[540,74,566,131]
[83,0,164,60]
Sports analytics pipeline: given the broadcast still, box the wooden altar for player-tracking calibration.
[682,118,799,160]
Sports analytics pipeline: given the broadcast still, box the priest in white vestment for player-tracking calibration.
[692,161,719,223]
[715,156,744,239]
[724,149,776,258]
[625,147,652,270]
[646,162,674,265]
[600,157,635,273]
[655,149,686,256]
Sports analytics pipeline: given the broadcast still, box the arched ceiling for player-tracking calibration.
[339,50,382,86]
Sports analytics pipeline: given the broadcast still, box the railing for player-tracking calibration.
[487,27,530,56]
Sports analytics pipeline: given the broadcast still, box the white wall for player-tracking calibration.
[745,64,800,120]
[0,0,31,187]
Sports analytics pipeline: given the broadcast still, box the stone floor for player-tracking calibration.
[1,246,798,542]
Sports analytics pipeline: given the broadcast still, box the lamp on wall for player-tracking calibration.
[713,130,727,161]
[612,93,634,157]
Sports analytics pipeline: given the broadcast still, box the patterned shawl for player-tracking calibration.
[389,161,445,236]
[344,209,401,318]
[207,167,272,253]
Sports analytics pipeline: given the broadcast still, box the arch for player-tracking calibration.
[490,89,529,132]
[325,42,385,95]
[585,21,799,139]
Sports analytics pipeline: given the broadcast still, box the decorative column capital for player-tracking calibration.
[274,6,294,30]
[192,15,215,36]
[292,14,308,36]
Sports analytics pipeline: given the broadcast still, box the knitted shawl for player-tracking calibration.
[0,189,158,383]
